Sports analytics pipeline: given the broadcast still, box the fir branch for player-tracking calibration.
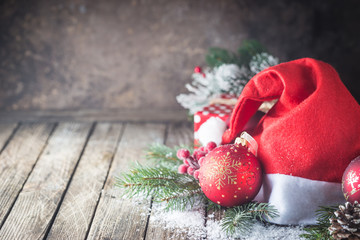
[221,202,279,236]
[176,64,251,114]
[116,166,203,211]
[237,39,267,66]
[177,39,280,114]
[206,198,223,212]
[300,227,332,240]
[300,205,337,240]
[162,190,205,211]
[205,47,238,67]
[161,189,203,202]
[249,52,279,75]
[145,144,187,169]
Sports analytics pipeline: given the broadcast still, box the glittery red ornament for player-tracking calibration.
[342,155,360,203]
[198,138,262,207]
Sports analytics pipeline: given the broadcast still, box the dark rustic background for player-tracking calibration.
[1,0,359,120]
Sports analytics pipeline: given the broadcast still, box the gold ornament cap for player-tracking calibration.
[234,132,258,157]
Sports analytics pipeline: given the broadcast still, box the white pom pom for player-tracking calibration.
[196,117,227,147]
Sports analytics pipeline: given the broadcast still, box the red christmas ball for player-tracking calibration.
[198,142,262,207]
[342,155,360,203]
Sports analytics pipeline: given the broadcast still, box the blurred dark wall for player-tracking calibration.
[0,0,359,113]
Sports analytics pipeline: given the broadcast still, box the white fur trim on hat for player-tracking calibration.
[254,174,345,225]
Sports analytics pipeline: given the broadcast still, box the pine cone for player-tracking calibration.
[329,201,360,240]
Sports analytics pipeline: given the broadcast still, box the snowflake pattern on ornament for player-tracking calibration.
[207,152,242,190]
[347,170,360,196]
[204,150,257,191]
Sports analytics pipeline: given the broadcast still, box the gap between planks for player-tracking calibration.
[46,123,125,240]
[43,122,97,239]
[0,121,205,240]
[0,123,56,230]
[86,123,167,240]
[0,122,93,239]
[0,123,20,154]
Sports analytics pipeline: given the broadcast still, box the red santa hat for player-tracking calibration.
[222,58,360,225]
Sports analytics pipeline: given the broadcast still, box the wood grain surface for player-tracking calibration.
[0,121,305,239]
[0,123,18,151]
[47,123,123,239]
[0,123,92,239]
[0,122,201,240]
[86,123,166,240]
[0,123,54,227]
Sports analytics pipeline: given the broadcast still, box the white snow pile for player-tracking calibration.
[149,203,306,240]
[149,203,207,240]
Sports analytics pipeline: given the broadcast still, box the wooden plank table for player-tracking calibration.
[0,121,202,240]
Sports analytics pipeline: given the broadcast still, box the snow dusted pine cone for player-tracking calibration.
[329,201,360,240]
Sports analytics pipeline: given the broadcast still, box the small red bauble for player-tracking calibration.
[198,141,262,207]
[342,155,360,203]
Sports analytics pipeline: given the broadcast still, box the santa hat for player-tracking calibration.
[222,58,360,225]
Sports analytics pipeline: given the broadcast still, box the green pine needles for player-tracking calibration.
[205,39,267,68]
[205,47,239,67]
[221,202,279,235]
[145,143,184,169]
[300,205,338,240]
[115,143,279,236]
[116,166,203,211]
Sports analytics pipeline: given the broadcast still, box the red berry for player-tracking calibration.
[187,166,195,175]
[198,157,205,167]
[183,158,189,165]
[195,151,206,161]
[194,66,202,73]
[199,146,206,152]
[177,149,190,160]
[178,164,189,174]
[193,170,200,180]
[206,142,217,152]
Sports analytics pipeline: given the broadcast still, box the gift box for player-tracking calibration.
[193,94,235,148]
[194,103,232,148]
[194,94,277,148]
[194,94,269,148]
